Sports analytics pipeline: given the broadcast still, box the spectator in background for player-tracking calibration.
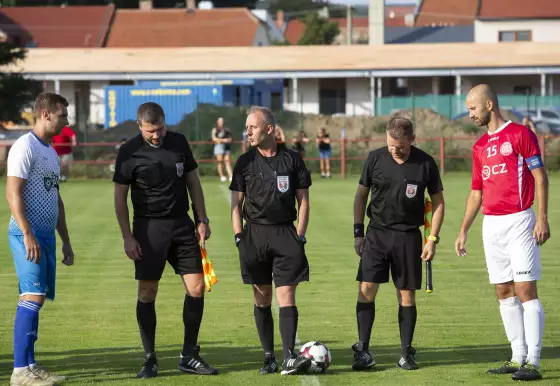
[51,125,77,182]
[292,130,310,159]
[211,117,233,182]
[316,128,332,179]
[522,116,537,134]
[275,125,286,145]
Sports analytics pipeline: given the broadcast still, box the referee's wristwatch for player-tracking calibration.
[427,235,439,244]
[197,217,210,225]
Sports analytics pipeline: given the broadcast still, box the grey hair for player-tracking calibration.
[246,105,276,128]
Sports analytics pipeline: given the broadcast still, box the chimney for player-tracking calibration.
[139,0,152,11]
[187,0,196,9]
[276,10,285,30]
[368,0,384,45]
[346,5,353,45]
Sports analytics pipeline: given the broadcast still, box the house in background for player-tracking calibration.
[0,4,116,129]
[475,0,560,43]
[0,4,115,47]
[414,0,478,26]
[106,6,284,48]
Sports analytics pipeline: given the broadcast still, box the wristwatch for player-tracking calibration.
[427,235,439,244]
[198,217,210,225]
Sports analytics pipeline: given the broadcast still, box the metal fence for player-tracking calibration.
[1,135,558,179]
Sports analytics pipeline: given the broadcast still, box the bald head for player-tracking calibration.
[467,84,499,108]
[466,84,501,127]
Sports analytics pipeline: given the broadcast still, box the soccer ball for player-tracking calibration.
[299,341,332,373]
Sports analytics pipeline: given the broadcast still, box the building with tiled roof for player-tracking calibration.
[0,5,115,47]
[475,0,560,42]
[105,7,282,48]
[414,0,478,27]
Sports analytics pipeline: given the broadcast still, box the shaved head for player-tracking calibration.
[466,84,501,128]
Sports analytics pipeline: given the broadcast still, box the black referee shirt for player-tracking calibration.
[113,131,198,218]
[229,145,312,225]
[359,146,443,231]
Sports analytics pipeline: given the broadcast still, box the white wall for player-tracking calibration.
[89,81,108,126]
[283,78,319,114]
[463,75,545,95]
[345,78,371,116]
[475,19,560,42]
[44,80,76,125]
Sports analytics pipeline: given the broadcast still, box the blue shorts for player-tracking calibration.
[8,233,57,301]
[214,144,231,157]
[319,149,332,159]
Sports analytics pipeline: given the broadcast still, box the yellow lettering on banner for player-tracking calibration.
[108,90,117,127]
[159,80,233,87]
[129,88,192,96]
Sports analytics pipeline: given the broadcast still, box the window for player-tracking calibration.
[499,30,532,42]
[513,86,532,95]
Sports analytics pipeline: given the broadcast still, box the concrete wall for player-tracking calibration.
[345,78,371,116]
[462,74,552,95]
[475,19,560,43]
[44,80,76,125]
[90,81,108,126]
[283,78,319,114]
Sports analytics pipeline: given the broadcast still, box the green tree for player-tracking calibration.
[0,42,39,123]
[297,13,339,45]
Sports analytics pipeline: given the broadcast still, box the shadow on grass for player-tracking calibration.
[0,342,559,383]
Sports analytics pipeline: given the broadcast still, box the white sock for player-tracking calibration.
[522,299,544,368]
[29,363,37,369]
[499,297,527,364]
[13,366,28,375]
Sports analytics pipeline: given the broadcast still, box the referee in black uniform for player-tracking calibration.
[229,106,313,376]
[351,117,445,371]
[113,102,218,378]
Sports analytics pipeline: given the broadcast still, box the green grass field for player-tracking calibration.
[0,173,559,385]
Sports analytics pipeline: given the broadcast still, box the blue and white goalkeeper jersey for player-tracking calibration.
[7,132,60,237]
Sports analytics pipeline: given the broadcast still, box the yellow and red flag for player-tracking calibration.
[200,246,218,292]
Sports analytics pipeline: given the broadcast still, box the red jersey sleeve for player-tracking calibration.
[471,146,482,190]
[517,127,543,171]
[62,126,76,137]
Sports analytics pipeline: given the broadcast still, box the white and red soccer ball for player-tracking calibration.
[299,341,332,373]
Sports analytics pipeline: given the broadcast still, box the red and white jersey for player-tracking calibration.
[471,121,543,216]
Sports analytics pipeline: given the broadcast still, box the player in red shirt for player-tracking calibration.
[455,84,550,381]
[51,125,77,181]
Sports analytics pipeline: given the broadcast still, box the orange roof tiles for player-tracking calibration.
[283,18,306,45]
[415,0,478,26]
[105,8,260,48]
[0,5,114,48]
[478,0,560,19]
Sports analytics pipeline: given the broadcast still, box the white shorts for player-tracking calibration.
[59,153,74,163]
[482,208,541,284]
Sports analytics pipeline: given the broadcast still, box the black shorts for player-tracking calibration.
[132,216,202,281]
[356,226,423,290]
[237,223,309,287]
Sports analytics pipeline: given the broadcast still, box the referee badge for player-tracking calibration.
[176,162,184,177]
[277,175,289,193]
[406,183,418,198]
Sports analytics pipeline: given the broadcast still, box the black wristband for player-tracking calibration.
[354,223,364,238]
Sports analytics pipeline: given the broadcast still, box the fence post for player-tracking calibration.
[439,137,445,174]
[340,128,346,179]
[539,135,546,165]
